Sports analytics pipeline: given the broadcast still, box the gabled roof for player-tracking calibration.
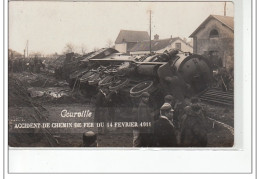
[189,15,234,37]
[115,30,150,44]
[130,37,190,52]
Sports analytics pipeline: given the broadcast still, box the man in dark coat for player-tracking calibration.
[133,92,153,147]
[105,89,118,123]
[153,103,177,147]
[164,94,188,145]
[137,92,152,123]
[94,86,109,134]
[163,95,188,128]
[180,97,209,147]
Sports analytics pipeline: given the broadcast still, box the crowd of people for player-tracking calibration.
[8,57,45,73]
[133,92,211,147]
[93,86,211,147]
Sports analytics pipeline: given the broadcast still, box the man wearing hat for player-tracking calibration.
[164,94,183,126]
[152,103,177,147]
[163,94,175,122]
[180,97,209,147]
[133,92,153,147]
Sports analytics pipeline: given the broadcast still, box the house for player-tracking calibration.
[189,15,234,70]
[114,30,150,53]
[129,35,193,55]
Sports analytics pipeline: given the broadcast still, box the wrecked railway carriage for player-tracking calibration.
[59,48,212,108]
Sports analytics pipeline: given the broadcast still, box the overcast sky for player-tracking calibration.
[9,1,234,55]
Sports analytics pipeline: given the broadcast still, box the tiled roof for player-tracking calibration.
[130,37,180,52]
[212,15,234,30]
[115,30,150,44]
[189,15,234,37]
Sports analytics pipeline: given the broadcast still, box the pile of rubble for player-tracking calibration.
[11,72,66,87]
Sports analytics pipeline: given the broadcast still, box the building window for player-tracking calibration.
[209,50,219,56]
[209,29,219,38]
[175,43,181,50]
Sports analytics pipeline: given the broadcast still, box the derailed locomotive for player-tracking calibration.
[66,48,212,109]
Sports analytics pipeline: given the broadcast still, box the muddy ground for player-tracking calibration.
[8,72,234,147]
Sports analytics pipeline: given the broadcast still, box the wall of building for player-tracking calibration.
[130,39,193,55]
[115,43,127,53]
[156,39,193,53]
[193,18,234,70]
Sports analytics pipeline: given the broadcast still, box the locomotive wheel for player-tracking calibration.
[109,78,129,91]
[130,81,153,97]
[98,75,114,87]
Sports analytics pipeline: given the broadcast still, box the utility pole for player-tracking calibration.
[24,40,29,58]
[26,40,29,58]
[149,10,152,54]
[224,2,226,16]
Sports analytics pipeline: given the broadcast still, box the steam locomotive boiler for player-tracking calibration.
[130,50,212,96]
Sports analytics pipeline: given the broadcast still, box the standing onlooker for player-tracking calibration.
[180,97,209,147]
[94,86,109,134]
[152,103,177,147]
[133,92,153,147]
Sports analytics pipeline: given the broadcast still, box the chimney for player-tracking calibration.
[154,34,159,40]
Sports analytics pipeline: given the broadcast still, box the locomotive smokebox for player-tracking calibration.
[174,54,212,92]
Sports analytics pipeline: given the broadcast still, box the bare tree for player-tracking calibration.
[93,47,100,52]
[106,39,114,48]
[63,43,75,54]
[80,44,88,55]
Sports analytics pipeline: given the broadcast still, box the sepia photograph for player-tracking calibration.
[8,1,234,148]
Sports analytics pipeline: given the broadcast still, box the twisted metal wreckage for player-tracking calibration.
[56,48,232,108]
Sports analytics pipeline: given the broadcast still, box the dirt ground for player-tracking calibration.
[8,72,234,148]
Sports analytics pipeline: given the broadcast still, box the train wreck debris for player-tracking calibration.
[8,48,234,147]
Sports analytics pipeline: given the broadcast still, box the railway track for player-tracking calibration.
[199,88,234,106]
[208,117,234,135]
